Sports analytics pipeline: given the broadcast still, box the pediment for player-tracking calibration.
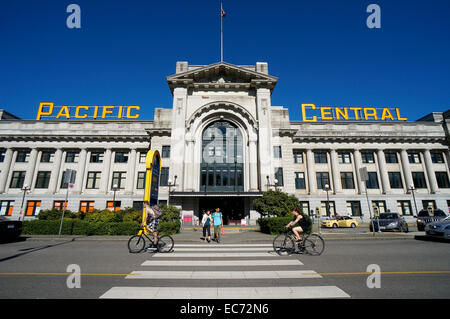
[166,62,278,92]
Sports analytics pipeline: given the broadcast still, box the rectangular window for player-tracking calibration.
[422,200,436,210]
[65,151,79,163]
[162,146,171,158]
[435,172,450,188]
[295,172,306,189]
[79,201,95,213]
[340,172,355,189]
[372,200,386,214]
[314,151,328,164]
[320,201,335,217]
[275,167,284,186]
[385,151,398,164]
[412,172,427,189]
[53,201,67,211]
[111,172,126,189]
[35,171,51,189]
[338,152,351,164]
[114,151,128,163]
[26,200,41,216]
[299,201,310,216]
[273,146,282,158]
[106,201,121,212]
[316,172,330,190]
[9,171,26,189]
[133,201,143,211]
[397,200,412,216]
[139,151,147,163]
[90,152,104,163]
[388,172,403,189]
[431,151,445,164]
[408,152,421,164]
[0,200,14,216]
[160,167,169,186]
[16,150,30,163]
[0,150,5,162]
[347,201,362,217]
[293,150,304,164]
[137,172,146,189]
[361,151,375,163]
[40,151,55,163]
[366,172,379,189]
[86,172,101,189]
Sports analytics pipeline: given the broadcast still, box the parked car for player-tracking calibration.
[0,216,23,241]
[424,216,450,240]
[321,216,359,228]
[369,213,409,232]
[416,209,448,231]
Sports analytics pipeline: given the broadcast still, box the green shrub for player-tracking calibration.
[158,220,181,235]
[252,190,300,218]
[38,209,78,220]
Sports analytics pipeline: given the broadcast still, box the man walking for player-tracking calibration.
[212,207,223,243]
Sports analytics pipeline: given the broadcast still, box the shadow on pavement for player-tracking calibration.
[414,235,450,243]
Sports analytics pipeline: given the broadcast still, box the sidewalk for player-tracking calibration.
[22,225,423,243]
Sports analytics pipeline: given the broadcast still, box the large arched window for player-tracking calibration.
[200,121,244,192]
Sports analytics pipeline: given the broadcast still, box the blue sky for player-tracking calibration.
[1,0,449,121]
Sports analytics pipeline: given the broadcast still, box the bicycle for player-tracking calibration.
[127,226,174,253]
[273,228,325,256]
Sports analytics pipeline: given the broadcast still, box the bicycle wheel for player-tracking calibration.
[157,235,174,253]
[128,235,146,253]
[273,234,295,256]
[303,234,325,256]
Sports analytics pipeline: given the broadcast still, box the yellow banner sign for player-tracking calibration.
[36,102,140,120]
[301,104,407,122]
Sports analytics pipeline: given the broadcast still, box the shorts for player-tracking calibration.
[148,217,160,233]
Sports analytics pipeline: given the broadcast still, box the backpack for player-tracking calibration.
[151,205,163,218]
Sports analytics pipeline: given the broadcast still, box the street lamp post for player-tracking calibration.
[19,184,31,221]
[324,184,331,217]
[167,175,178,206]
[112,184,119,211]
[409,184,419,217]
[266,176,279,191]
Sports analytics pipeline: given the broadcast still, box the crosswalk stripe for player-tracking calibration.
[125,270,320,279]
[100,286,350,299]
[174,247,272,251]
[174,244,273,247]
[141,259,303,266]
[153,252,277,258]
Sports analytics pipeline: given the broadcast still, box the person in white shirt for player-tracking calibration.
[201,210,213,243]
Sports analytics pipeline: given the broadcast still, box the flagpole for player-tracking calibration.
[221,2,223,62]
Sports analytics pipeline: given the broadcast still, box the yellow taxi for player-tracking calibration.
[321,216,359,228]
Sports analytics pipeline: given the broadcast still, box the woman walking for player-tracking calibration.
[201,210,213,243]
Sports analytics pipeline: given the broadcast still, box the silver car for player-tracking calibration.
[425,216,450,240]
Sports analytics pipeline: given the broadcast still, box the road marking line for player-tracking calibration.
[318,270,450,276]
[141,259,303,266]
[173,247,272,251]
[0,272,141,276]
[152,252,278,258]
[99,286,350,299]
[174,244,273,247]
[125,270,320,279]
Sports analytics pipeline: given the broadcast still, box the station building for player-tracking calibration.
[1,61,450,225]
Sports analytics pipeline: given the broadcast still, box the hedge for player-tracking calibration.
[257,216,313,235]
[22,219,180,236]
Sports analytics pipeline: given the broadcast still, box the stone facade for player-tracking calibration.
[1,61,449,224]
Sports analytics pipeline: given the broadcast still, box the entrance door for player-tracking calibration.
[199,197,245,225]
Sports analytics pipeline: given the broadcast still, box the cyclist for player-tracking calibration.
[285,207,310,242]
[142,201,163,250]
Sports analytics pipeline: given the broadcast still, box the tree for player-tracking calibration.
[252,190,300,218]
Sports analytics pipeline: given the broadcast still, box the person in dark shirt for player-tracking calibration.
[285,207,310,242]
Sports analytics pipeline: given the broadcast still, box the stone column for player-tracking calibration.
[48,149,63,193]
[353,149,363,194]
[74,149,88,194]
[24,148,38,189]
[101,148,113,194]
[249,139,258,191]
[377,149,391,194]
[424,149,439,194]
[400,149,413,191]
[330,149,341,194]
[306,149,317,194]
[0,149,14,193]
[125,148,137,194]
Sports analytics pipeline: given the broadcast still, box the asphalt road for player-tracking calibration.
[0,235,448,300]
